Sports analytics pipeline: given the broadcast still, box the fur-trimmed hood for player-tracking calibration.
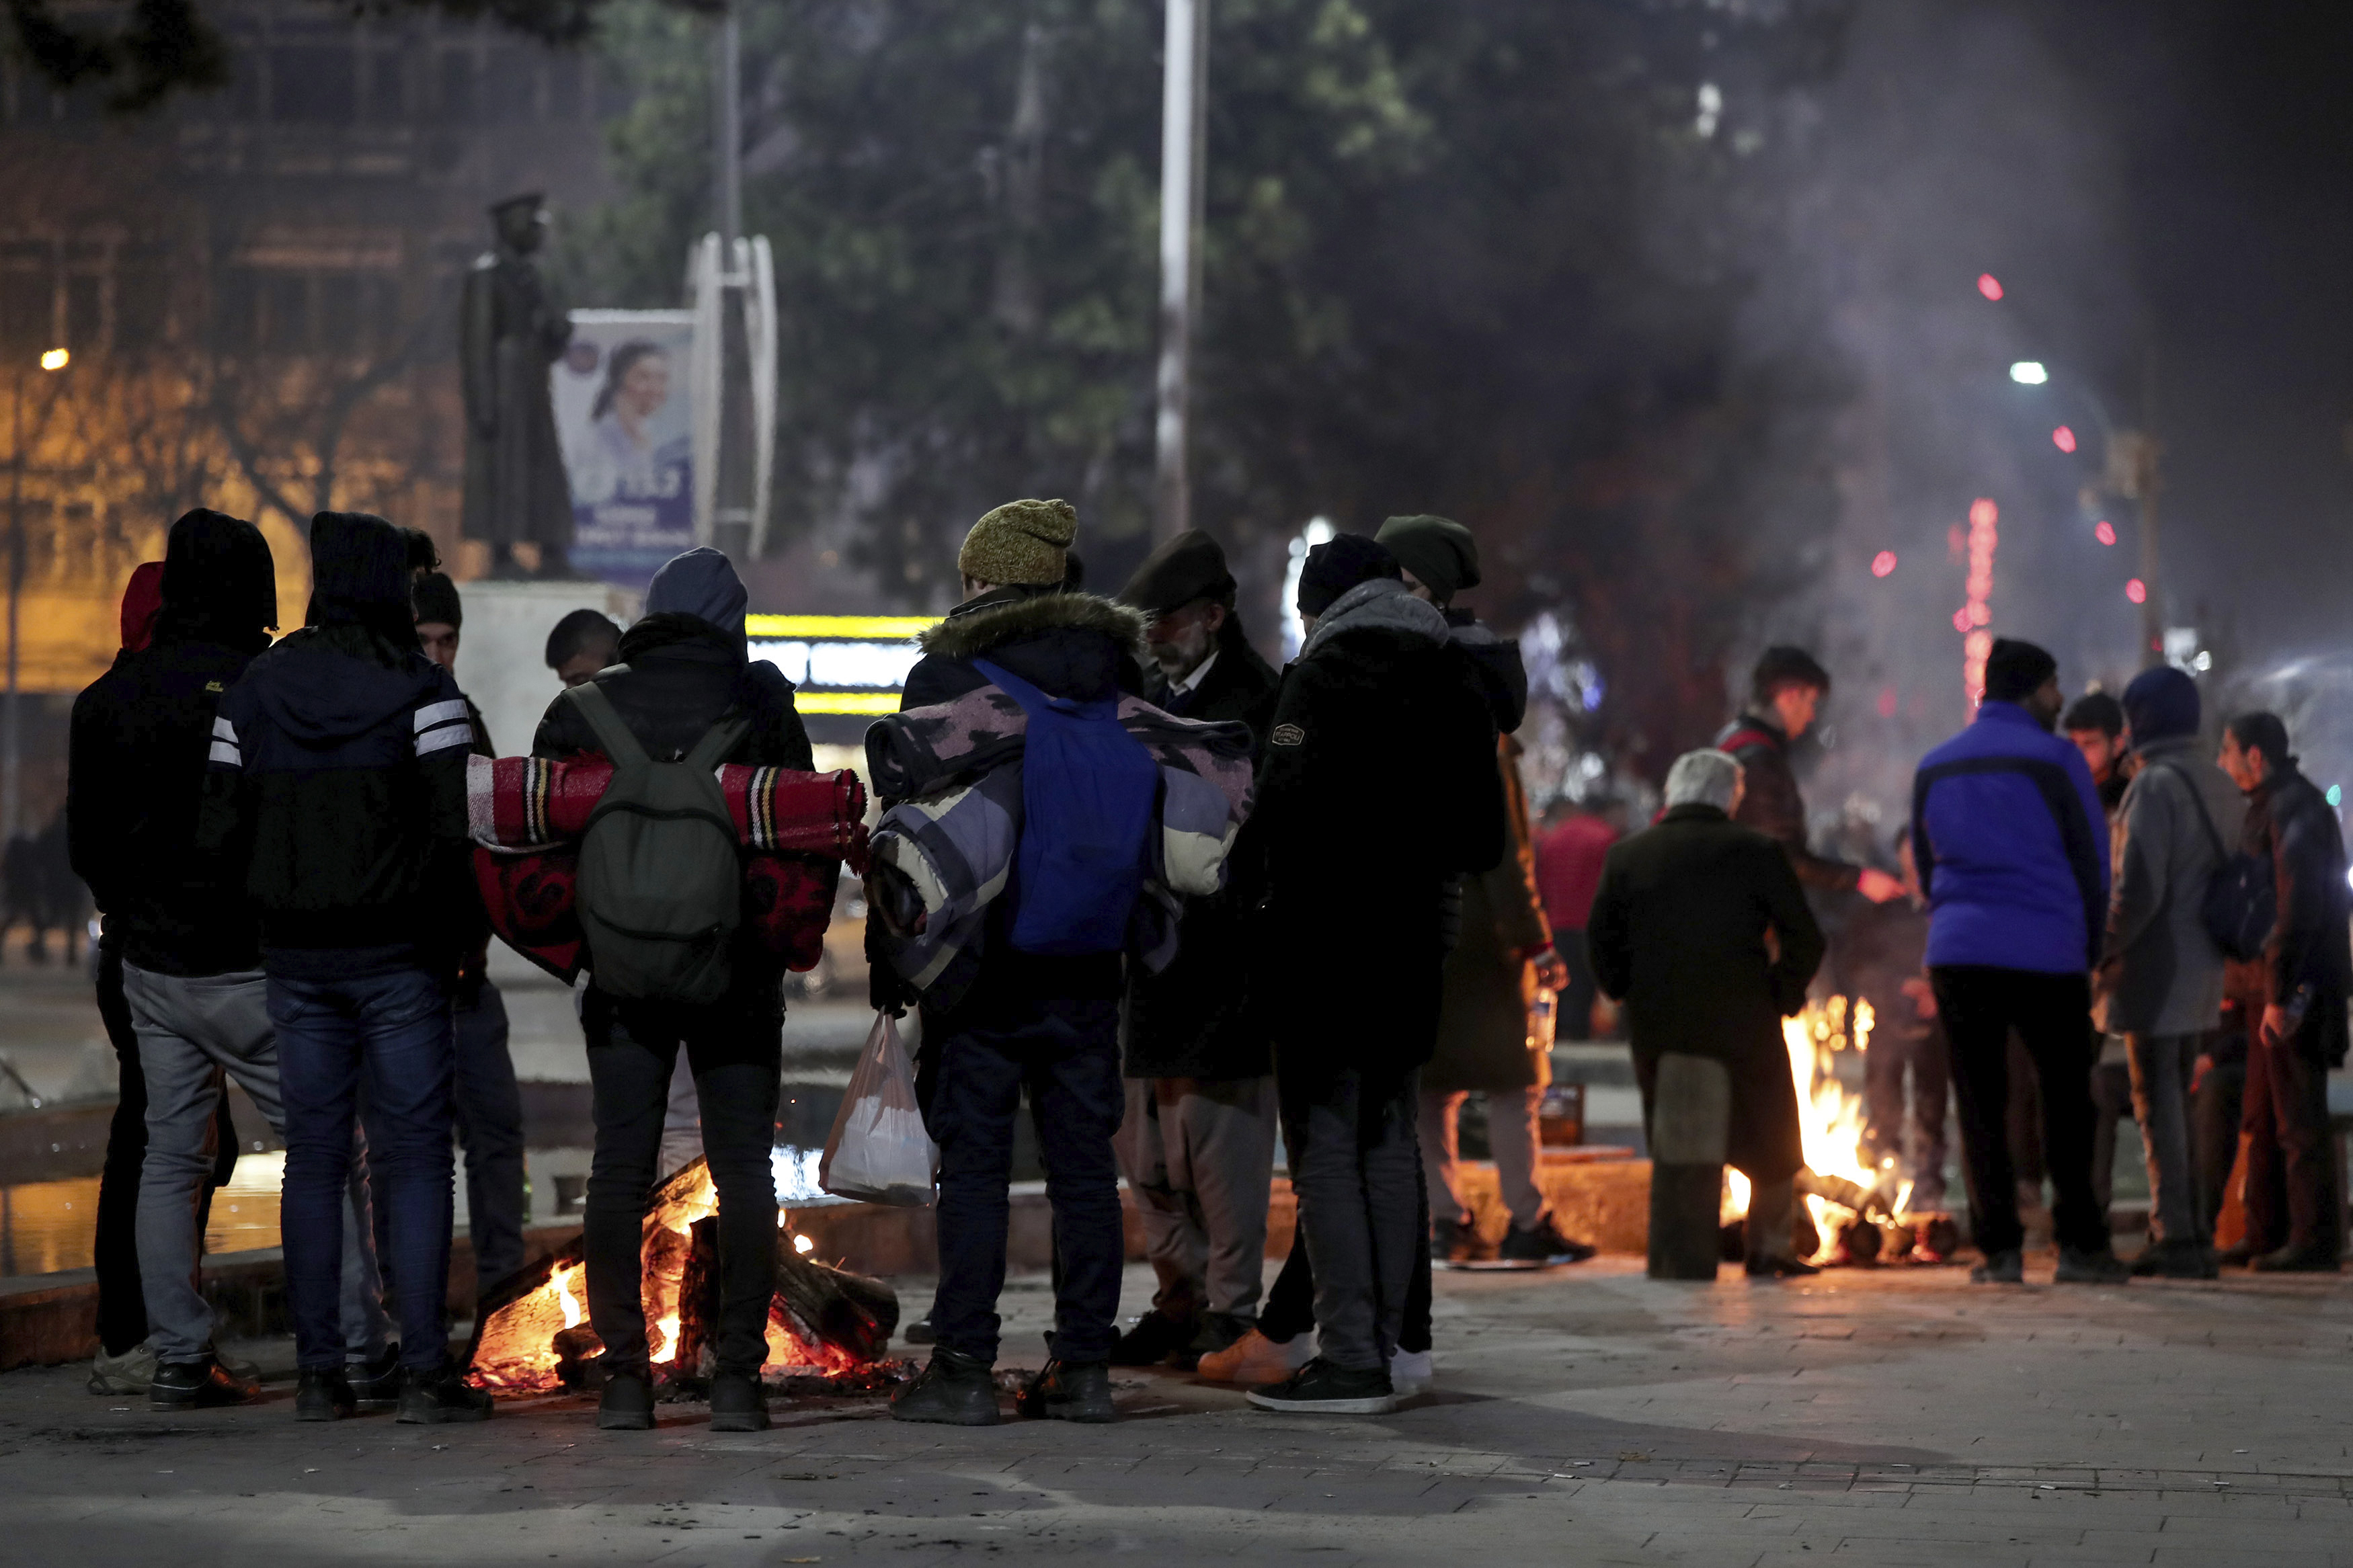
[902,589,1150,710]
[919,589,1149,664]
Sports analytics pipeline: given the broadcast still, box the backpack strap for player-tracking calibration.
[682,710,753,773]
[563,681,652,769]
[2150,761,2227,864]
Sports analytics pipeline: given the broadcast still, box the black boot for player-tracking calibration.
[346,1345,403,1412]
[149,1354,258,1411]
[709,1370,770,1433]
[396,1358,494,1424]
[1107,1309,1195,1367]
[598,1368,655,1431]
[890,1348,1001,1426]
[295,1368,356,1422]
[1016,1359,1117,1423]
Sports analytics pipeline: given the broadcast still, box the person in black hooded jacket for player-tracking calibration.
[530,546,812,1434]
[69,512,276,1407]
[198,509,489,1424]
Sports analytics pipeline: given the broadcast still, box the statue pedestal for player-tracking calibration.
[450,580,640,757]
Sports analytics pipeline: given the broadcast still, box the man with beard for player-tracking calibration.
[1107,530,1283,1369]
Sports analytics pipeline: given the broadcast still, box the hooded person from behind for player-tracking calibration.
[529,544,812,1436]
[197,508,495,1423]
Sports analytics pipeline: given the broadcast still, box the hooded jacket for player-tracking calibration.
[2244,761,2353,1063]
[198,511,471,971]
[1250,577,1505,1079]
[70,511,276,977]
[2102,735,2247,1036]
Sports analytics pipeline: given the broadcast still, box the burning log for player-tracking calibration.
[1827,1214,1882,1266]
[465,1157,902,1395]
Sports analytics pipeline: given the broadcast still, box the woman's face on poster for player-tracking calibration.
[619,354,670,421]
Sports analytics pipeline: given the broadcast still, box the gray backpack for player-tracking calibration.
[565,682,750,1006]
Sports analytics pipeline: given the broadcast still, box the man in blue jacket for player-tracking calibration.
[1911,638,2126,1285]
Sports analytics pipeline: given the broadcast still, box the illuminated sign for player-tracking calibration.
[745,613,930,716]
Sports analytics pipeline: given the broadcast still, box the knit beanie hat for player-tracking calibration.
[1296,534,1401,618]
[1982,638,2058,703]
[2120,665,2200,744]
[957,499,1076,588]
[1374,514,1480,602]
[411,571,463,630]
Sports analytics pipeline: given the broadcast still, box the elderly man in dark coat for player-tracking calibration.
[1587,747,1825,1279]
[1107,530,1284,1368]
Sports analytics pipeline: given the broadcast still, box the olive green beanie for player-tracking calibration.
[957,498,1078,588]
[1374,513,1481,602]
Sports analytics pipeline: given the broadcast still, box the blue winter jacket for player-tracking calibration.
[1911,700,2110,974]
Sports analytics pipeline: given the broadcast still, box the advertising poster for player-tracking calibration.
[554,309,695,589]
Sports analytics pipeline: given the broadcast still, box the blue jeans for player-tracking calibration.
[270,966,455,1372]
[916,993,1125,1366]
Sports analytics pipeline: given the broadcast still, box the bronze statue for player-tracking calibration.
[461,194,575,578]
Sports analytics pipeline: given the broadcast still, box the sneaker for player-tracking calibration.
[1970,1249,2024,1284]
[1387,1348,1433,1397]
[709,1369,770,1432]
[1107,1308,1197,1368]
[890,1348,1002,1426]
[296,1368,357,1422]
[1196,1328,1314,1386]
[2055,1247,2131,1284]
[598,1369,655,1431]
[89,1340,158,1396]
[1429,1219,1482,1264]
[1247,1356,1398,1415]
[1744,1255,1821,1279]
[2249,1245,2342,1274]
[149,1354,258,1410]
[396,1360,494,1424]
[1498,1214,1597,1266]
[902,1315,936,1346]
[1015,1358,1117,1423]
[2130,1239,2216,1280]
[347,1345,404,1412]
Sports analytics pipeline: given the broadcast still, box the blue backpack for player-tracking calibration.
[973,657,1158,956]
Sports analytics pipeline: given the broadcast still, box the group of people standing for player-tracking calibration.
[1597,634,2347,1285]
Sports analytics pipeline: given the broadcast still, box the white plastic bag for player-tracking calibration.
[819,1012,939,1206]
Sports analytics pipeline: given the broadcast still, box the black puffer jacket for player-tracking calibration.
[2245,763,2353,1065]
[1250,579,1505,1083]
[1714,712,1860,894]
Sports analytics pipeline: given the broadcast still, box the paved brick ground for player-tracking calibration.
[4,1255,2350,1566]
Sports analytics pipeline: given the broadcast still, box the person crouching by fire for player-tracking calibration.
[1585,749,1826,1280]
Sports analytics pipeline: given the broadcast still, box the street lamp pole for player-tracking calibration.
[5,362,22,844]
[1152,0,1207,545]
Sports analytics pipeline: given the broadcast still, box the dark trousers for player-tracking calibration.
[1277,1067,1422,1371]
[1930,966,2106,1257]
[1261,1161,1434,1354]
[2240,1017,2340,1259]
[2192,1055,2246,1236]
[917,993,1124,1366]
[1557,934,1599,1042]
[1862,1019,1950,1203]
[92,946,235,1355]
[271,964,454,1372]
[583,983,781,1378]
[918,1001,1120,1363]
[452,981,526,1294]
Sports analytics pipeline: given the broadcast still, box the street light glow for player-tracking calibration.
[2093,520,2116,546]
[2009,360,2047,384]
[2125,578,2147,605]
[38,348,67,371]
[1870,550,1897,578]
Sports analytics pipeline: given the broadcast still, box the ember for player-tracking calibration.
[466,1157,902,1395]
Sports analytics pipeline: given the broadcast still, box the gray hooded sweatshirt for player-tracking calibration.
[2104,735,2248,1036]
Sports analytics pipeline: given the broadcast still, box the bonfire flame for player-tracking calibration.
[467,1157,896,1395]
[1722,997,1914,1261]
